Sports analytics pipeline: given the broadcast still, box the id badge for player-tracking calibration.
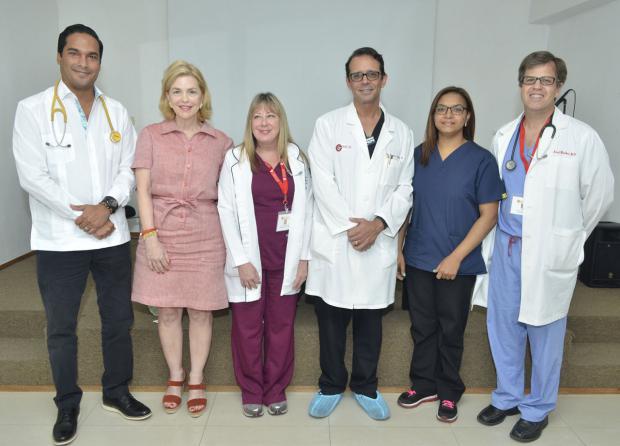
[276,211,291,232]
[510,196,524,216]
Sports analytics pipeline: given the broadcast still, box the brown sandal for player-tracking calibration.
[162,378,184,414]
[187,383,207,418]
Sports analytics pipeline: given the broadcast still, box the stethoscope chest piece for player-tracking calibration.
[110,131,122,143]
[505,159,517,171]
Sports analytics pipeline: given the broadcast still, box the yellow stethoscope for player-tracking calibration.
[47,79,122,148]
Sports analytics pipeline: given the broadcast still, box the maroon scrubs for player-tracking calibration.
[230,157,299,405]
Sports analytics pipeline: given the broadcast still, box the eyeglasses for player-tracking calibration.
[435,104,467,115]
[349,70,382,82]
[521,76,556,86]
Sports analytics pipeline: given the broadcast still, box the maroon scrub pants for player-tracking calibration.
[230,268,298,405]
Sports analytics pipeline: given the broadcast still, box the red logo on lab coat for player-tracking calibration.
[336,144,342,152]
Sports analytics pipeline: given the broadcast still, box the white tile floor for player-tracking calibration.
[0,391,618,446]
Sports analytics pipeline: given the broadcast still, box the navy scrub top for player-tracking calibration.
[403,141,504,275]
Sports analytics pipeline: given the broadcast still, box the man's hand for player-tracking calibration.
[72,204,110,234]
[92,220,116,240]
[347,217,384,251]
[238,262,261,289]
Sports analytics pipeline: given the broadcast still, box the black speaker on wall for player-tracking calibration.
[579,221,620,288]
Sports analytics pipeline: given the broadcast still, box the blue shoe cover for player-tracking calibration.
[354,391,390,420]
[308,392,343,418]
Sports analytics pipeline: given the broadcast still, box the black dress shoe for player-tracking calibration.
[102,393,152,420]
[477,404,520,426]
[53,407,79,445]
[510,417,549,442]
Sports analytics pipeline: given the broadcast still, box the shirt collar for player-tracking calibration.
[160,119,217,137]
[57,79,103,100]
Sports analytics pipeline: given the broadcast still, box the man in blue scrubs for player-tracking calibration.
[474,51,614,442]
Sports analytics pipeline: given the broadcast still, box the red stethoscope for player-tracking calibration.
[505,114,557,172]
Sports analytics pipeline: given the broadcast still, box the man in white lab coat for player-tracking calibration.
[473,51,614,442]
[306,47,415,420]
[12,24,151,445]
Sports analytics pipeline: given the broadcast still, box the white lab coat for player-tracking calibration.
[472,108,614,325]
[305,103,415,309]
[12,81,136,251]
[217,143,313,302]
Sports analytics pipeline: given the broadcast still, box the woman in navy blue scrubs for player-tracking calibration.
[396,86,504,423]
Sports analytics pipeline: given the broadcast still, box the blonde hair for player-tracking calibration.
[159,60,212,121]
[241,92,305,172]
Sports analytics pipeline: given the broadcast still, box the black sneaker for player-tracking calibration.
[102,393,152,420]
[437,400,458,423]
[53,407,79,445]
[397,389,438,408]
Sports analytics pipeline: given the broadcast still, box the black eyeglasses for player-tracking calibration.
[349,71,382,82]
[521,76,556,86]
[435,104,467,115]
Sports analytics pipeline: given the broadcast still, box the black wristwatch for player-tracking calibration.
[100,196,119,214]
[375,216,387,230]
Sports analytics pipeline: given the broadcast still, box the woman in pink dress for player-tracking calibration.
[131,60,232,418]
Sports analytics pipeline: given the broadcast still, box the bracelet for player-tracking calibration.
[140,228,157,239]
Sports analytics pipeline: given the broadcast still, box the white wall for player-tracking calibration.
[432,0,548,150]
[167,0,436,148]
[3,1,619,263]
[57,0,168,130]
[546,0,620,221]
[530,0,615,23]
[0,1,58,264]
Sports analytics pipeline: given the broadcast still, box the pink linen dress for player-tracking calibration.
[131,120,232,311]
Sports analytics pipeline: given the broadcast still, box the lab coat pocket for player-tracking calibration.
[379,153,403,186]
[545,228,586,271]
[310,222,335,263]
[42,133,75,164]
[376,233,397,268]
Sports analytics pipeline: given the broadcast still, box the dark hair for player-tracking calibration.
[518,51,567,86]
[57,24,103,60]
[421,86,476,166]
[345,47,385,77]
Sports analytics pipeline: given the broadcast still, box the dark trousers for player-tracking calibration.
[314,297,383,398]
[37,242,134,409]
[405,266,475,402]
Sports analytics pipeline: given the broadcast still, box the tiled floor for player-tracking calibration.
[0,391,618,445]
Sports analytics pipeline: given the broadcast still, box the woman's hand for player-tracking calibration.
[434,253,461,280]
[238,262,260,289]
[145,236,170,273]
[292,260,308,289]
[397,252,406,280]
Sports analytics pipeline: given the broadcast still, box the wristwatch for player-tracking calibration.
[100,196,119,214]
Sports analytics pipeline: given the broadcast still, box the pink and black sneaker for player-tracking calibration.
[397,389,438,408]
[437,399,458,423]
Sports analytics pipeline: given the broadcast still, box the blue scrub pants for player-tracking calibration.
[487,230,566,422]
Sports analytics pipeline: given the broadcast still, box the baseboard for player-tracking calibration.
[1,385,618,394]
[0,251,34,271]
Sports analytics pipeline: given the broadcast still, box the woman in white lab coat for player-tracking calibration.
[217,92,312,418]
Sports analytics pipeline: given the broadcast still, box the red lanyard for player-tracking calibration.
[264,160,289,211]
[518,116,551,173]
